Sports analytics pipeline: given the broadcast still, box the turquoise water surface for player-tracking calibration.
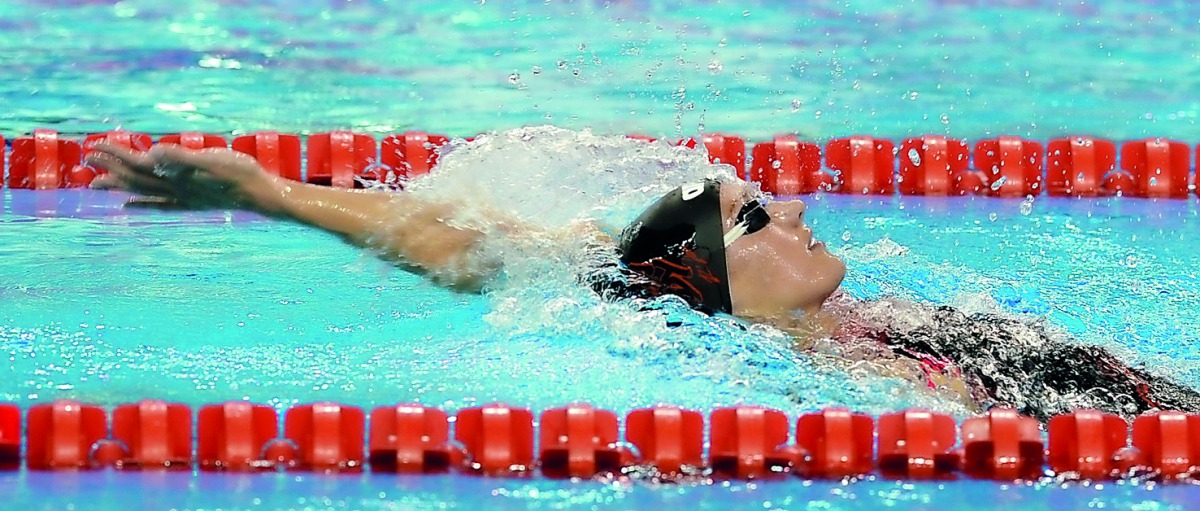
[2,1,1200,509]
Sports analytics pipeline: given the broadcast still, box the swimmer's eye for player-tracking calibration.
[723,198,771,247]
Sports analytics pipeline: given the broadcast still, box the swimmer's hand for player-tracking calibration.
[87,142,279,211]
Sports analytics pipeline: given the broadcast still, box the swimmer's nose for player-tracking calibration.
[772,199,807,226]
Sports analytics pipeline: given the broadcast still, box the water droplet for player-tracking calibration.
[742,10,751,16]
[531,65,542,75]
[907,148,921,166]
[508,72,521,84]
[841,231,852,242]
[772,160,782,169]
[791,99,802,112]
[1125,255,1139,268]
[556,60,567,70]
[1019,196,1034,215]
[908,91,919,100]
[990,176,1008,190]
[718,37,728,47]
[940,114,950,125]
[988,212,998,221]
[707,59,723,74]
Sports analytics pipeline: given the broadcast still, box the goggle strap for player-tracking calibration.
[723,224,749,247]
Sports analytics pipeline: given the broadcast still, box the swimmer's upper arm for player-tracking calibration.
[250,177,513,291]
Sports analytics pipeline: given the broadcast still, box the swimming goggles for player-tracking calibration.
[722,197,771,247]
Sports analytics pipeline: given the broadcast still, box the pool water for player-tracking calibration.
[2,0,1200,509]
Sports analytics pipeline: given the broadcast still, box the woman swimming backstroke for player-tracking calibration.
[85,131,1200,421]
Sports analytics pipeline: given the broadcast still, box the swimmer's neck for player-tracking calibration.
[737,304,839,342]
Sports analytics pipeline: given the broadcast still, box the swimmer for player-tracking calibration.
[85,139,1200,421]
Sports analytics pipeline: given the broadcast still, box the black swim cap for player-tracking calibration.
[618,179,733,314]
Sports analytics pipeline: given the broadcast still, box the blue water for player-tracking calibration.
[2,471,1197,511]
[3,0,1200,509]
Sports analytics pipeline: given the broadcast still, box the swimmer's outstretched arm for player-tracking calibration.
[86,142,494,290]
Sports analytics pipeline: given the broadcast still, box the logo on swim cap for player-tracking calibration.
[680,182,705,201]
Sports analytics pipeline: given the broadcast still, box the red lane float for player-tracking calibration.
[84,131,153,153]
[709,406,791,478]
[285,403,365,472]
[974,137,1045,197]
[110,400,193,470]
[232,132,303,181]
[369,404,460,473]
[793,408,874,478]
[455,404,535,475]
[0,404,18,470]
[26,401,108,470]
[197,402,280,471]
[539,404,628,478]
[898,136,972,196]
[1131,411,1200,478]
[878,409,959,479]
[1119,139,1191,199]
[825,136,895,195]
[159,132,228,150]
[8,129,83,190]
[306,131,376,188]
[625,406,704,476]
[687,133,746,175]
[1047,409,1130,479]
[960,408,1044,480]
[749,135,829,195]
[381,131,450,182]
[1045,137,1117,197]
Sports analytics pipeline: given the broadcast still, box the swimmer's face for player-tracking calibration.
[720,182,846,317]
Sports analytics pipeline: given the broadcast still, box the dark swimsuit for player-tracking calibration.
[876,305,1200,421]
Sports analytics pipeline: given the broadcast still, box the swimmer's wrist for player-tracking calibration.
[240,174,289,216]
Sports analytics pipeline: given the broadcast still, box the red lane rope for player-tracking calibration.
[2,130,1197,199]
[1,400,1197,481]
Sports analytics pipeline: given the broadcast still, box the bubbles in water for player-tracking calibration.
[990,176,1007,190]
[988,212,998,222]
[791,99,802,112]
[531,65,542,75]
[908,91,919,100]
[842,231,852,242]
[940,114,950,125]
[742,10,750,16]
[707,59,723,74]
[1124,255,1139,268]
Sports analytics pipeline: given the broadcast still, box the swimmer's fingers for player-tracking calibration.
[86,152,177,197]
[85,142,158,174]
[124,196,188,210]
[149,144,263,182]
